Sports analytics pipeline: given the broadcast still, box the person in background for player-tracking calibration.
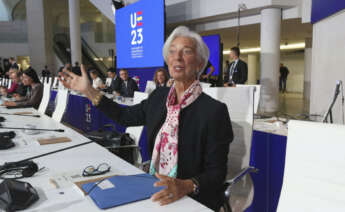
[9,57,19,70]
[89,69,105,90]
[72,61,81,76]
[224,46,248,86]
[0,71,19,97]
[59,26,233,211]
[12,71,28,99]
[153,68,169,87]
[106,68,121,94]
[41,65,51,78]
[279,63,289,93]
[3,67,43,109]
[199,60,215,82]
[223,60,230,79]
[115,69,139,97]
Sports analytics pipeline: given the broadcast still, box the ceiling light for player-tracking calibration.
[223,42,306,54]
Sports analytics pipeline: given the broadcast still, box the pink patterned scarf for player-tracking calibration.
[149,80,202,177]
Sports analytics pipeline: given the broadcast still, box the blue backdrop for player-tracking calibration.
[311,0,345,23]
[202,34,220,76]
[115,0,165,68]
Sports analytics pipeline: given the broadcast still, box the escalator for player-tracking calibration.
[53,33,108,77]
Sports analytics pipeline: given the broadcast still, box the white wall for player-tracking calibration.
[0,43,29,58]
[310,9,345,124]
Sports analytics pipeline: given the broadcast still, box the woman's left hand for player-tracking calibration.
[151,173,194,206]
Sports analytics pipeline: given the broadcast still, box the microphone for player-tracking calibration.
[334,80,341,99]
[2,140,95,168]
[0,113,40,118]
[0,131,16,139]
[0,127,64,132]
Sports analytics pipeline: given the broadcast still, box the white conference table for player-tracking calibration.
[0,106,212,212]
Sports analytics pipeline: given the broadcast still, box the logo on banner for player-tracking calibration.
[130,11,144,59]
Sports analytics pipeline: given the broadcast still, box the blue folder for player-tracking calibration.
[81,173,164,209]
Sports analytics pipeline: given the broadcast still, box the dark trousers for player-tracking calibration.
[279,77,287,92]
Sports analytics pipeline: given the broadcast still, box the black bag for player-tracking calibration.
[0,137,15,150]
[86,126,136,164]
[0,179,39,211]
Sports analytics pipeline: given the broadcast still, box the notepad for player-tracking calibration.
[37,137,71,145]
[13,111,33,115]
[81,173,164,209]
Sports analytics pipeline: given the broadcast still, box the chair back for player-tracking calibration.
[277,120,345,211]
[203,86,255,210]
[38,81,52,114]
[105,77,112,87]
[52,87,69,122]
[7,79,12,89]
[125,91,149,165]
[144,80,156,94]
[200,82,212,89]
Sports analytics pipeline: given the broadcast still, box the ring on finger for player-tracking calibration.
[168,193,173,199]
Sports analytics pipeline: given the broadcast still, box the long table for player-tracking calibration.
[0,106,212,212]
[49,91,289,212]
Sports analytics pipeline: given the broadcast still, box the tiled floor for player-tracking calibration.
[277,92,309,118]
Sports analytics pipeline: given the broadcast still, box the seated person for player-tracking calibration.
[59,26,233,211]
[13,72,29,99]
[3,67,43,109]
[154,68,169,87]
[0,71,20,97]
[89,69,105,90]
[105,68,121,94]
[115,69,139,97]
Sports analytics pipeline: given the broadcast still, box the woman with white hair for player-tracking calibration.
[59,26,233,211]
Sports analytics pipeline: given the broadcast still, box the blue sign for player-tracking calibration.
[202,34,221,76]
[115,0,165,68]
[311,0,345,24]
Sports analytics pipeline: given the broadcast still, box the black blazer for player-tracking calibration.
[115,78,139,97]
[224,59,248,84]
[107,76,121,93]
[97,87,233,210]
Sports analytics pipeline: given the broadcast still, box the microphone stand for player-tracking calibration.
[1,141,95,169]
[0,113,40,118]
[0,127,64,132]
[322,83,341,123]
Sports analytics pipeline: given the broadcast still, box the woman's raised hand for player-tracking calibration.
[58,64,91,95]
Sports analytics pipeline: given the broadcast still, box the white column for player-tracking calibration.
[69,0,82,65]
[247,54,258,84]
[303,37,312,102]
[259,8,281,113]
[26,0,54,72]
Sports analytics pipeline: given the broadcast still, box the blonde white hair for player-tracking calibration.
[163,26,210,77]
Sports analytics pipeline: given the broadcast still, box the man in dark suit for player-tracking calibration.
[115,69,139,97]
[279,63,289,93]
[106,68,121,94]
[224,46,248,86]
[9,57,19,70]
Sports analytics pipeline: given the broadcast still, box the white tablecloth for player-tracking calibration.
[0,106,211,212]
